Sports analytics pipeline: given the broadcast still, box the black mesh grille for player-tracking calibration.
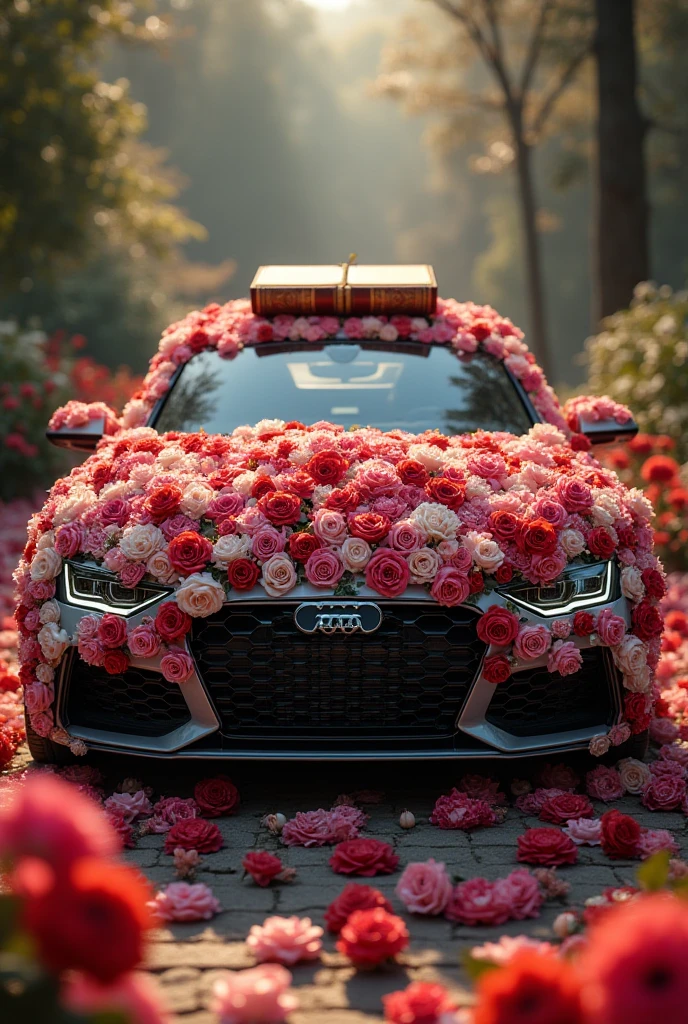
[485,647,619,737]
[189,602,486,741]
[63,652,191,736]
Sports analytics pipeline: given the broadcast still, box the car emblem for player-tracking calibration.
[294,601,383,636]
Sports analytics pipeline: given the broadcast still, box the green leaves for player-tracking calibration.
[636,849,672,891]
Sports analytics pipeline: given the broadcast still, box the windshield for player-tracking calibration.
[152,342,535,436]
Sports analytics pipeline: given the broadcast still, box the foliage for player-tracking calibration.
[583,283,688,460]
[0,321,141,501]
[0,0,204,290]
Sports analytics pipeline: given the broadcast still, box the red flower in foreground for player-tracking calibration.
[383,981,457,1023]
[154,601,191,643]
[164,818,223,854]
[599,810,641,859]
[167,530,213,575]
[23,856,152,983]
[474,950,583,1024]
[324,883,393,933]
[194,775,240,817]
[477,606,520,647]
[336,907,409,967]
[242,851,284,887]
[329,838,399,877]
[516,828,578,867]
[578,894,688,1024]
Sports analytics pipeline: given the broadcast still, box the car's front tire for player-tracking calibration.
[24,711,75,766]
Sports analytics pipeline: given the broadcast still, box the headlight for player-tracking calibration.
[61,561,171,616]
[496,561,618,617]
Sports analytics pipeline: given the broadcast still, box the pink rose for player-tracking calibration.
[365,549,410,598]
[550,619,572,639]
[54,522,85,558]
[388,519,426,553]
[641,774,686,811]
[596,608,627,647]
[151,881,221,922]
[160,646,194,683]
[30,710,55,737]
[252,527,286,561]
[585,766,625,802]
[562,817,602,846]
[304,549,345,588]
[636,829,679,859]
[513,625,552,661]
[246,915,323,965]
[76,615,100,641]
[24,682,53,713]
[104,790,152,823]
[97,613,127,649]
[556,477,594,512]
[98,498,131,527]
[528,550,568,584]
[210,964,297,1024]
[496,868,544,921]
[445,878,511,926]
[547,640,583,677]
[430,566,470,607]
[119,562,146,589]
[312,509,347,546]
[127,623,161,659]
[78,638,105,666]
[394,859,453,916]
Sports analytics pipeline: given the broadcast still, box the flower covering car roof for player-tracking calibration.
[18,295,662,763]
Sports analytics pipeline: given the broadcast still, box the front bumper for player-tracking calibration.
[54,579,627,761]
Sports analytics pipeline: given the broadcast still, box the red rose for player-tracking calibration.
[323,484,361,514]
[164,818,223,853]
[154,602,192,643]
[227,558,260,591]
[383,982,458,1024]
[306,449,349,486]
[336,907,409,967]
[488,510,522,542]
[641,774,686,812]
[474,951,583,1024]
[144,484,182,522]
[494,564,513,584]
[430,566,470,607]
[324,883,393,932]
[476,606,520,647]
[425,476,465,510]
[396,459,429,487]
[168,531,213,575]
[539,793,594,825]
[329,838,399,877]
[194,775,240,817]
[288,531,320,563]
[280,470,315,499]
[97,613,127,649]
[102,650,130,676]
[600,809,642,858]
[24,856,151,983]
[624,692,651,734]
[482,654,512,684]
[258,490,302,526]
[587,526,616,558]
[242,851,284,887]
[520,517,558,554]
[468,570,485,594]
[632,600,664,641]
[570,432,591,451]
[641,567,666,599]
[573,610,595,637]
[516,827,578,866]
[349,512,391,544]
[251,477,276,500]
[365,549,410,598]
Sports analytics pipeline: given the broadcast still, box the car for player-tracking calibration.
[18,287,661,766]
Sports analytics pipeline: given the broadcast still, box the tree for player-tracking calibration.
[0,0,203,291]
[593,0,648,321]
[373,0,595,379]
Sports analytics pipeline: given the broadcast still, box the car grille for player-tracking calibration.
[62,651,191,737]
[189,602,486,742]
[485,647,620,737]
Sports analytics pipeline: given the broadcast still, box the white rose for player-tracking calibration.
[465,476,492,500]
[255,418,285,435]
[340,537,372,573]
[38,621,70,662]
[180,481,215,519]
[260,553,297,598]
[36,663,55,684]
[410,502,460,542]
[617,757,651,794]
[30,548,62,581]
[175,573,226,617]
[590,503,615,528]
[437,539,460,561]
[620,566,645,602]
[559,529,586,558]
[463,531,505,572]
[36,530,56,550]
[212,534,253,566]
[613,634,648,678]
[119,523,166,562]
[129,463,156,487]
[623,665,652,693]
[38,600,61,625]
[146,549,179,585]
[625,488,654,522]
[156,445,185,469]
[407,547,441,584]
[407,444,445,472]
[232,472,258,497]
[311,485,333,509]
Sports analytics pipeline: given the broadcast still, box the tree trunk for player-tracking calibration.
[593,0,649,322]
[513,132,552,382]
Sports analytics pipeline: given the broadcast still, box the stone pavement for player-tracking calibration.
[8,749,688,1021]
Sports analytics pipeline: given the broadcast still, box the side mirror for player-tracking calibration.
[578,415,639,446]
[46,417,105,453]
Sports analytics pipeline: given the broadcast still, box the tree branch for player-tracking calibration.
[530,38,593,138]
[519,0,554,96]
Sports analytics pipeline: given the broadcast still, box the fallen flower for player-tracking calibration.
[539,793,594,825]
[280,806,367,847]
[429,788,497,830]
[247,915,323,965]
[104,790,153,824]
[150,881,221,922]
[324,883,393,933]
[599,810,642,859]
[194,775,240,817]
[585,765,626,802]
[211,963,298,1024]
[516,827,578,866]
[329,838,399,877]
[261,812,287,834]
[395,858,453,916]
[243,850,295,887]
[636,828,679,859]
[105,809,135,849]
[470,934,554,966]
[532,867,571,900]
[164,817,223,854]
[174,847,202,879]
[562,817,603,846]
[336,907,409,967]
[474,950,583,1024]
[382,981,458,1023]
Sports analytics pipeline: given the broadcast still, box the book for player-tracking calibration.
[250,263,437,318]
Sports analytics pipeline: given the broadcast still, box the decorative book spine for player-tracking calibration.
[251,283,437,318]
